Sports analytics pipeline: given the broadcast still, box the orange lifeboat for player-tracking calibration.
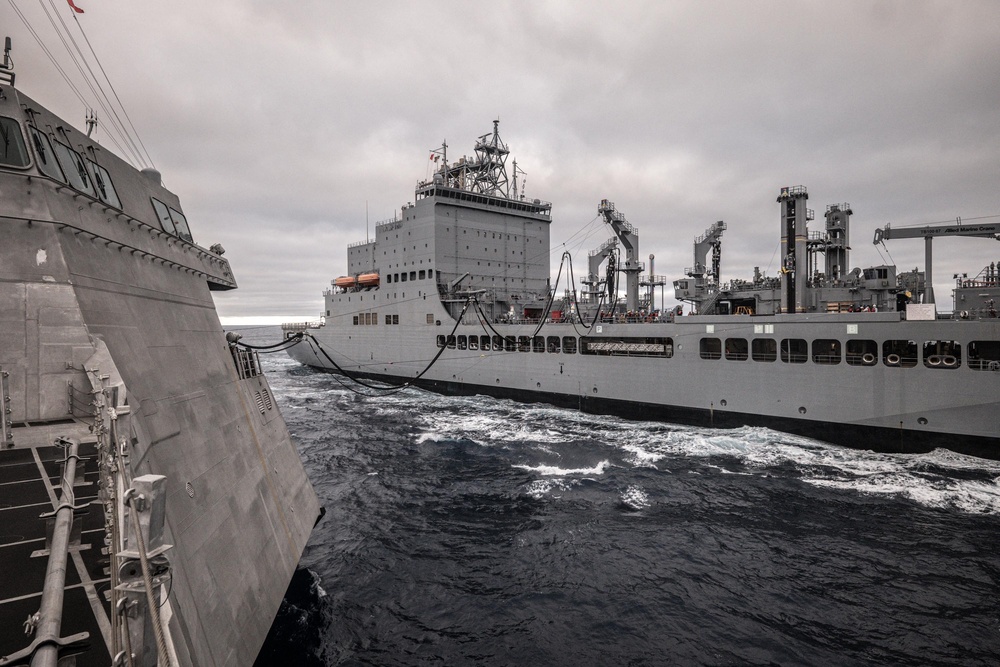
[357,272,380,287]
[334,275,356,288]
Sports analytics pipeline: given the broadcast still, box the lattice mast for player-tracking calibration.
[433,120,513,198]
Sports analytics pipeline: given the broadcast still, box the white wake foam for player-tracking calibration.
[513,460,611,477]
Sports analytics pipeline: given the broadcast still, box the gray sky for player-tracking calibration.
[6,0,1000,323]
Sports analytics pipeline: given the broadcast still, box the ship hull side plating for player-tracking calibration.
[288,295,1000,459]
[1,176,319,664]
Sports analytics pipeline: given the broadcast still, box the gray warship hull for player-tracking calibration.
[285,122,999,460]
[287,311,999,459]
[1,79,319,664]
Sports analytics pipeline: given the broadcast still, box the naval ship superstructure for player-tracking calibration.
[0,43,319,665]
[285,122,1000,459]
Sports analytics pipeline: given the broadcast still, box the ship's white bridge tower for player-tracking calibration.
[778,185,814,313]
[598,199,641,311]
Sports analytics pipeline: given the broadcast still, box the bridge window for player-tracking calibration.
[547,336,561,353]
[812,339,841,365]
[419,270,426,279]
[700,338,722,360]
[883,340,918,367]
[457,335,467,350]
[481,335,491,351]
[725,338,748,361]
[446,335,456,349]
[0,116,30,167]
[151,198,178,235]
[436,334,446,348]
[968,341,1000,370]
[53,139,96,196]
[923,340,960,369]
[533,336,545,353]
[468,336,479,351]
[86,159,122,209]
[780,339,808,363]
[168,207,193,242]
[846,339,878,366]
[517,335,531,352]
[562,337,577,354]
[28,127,64,180]
[410,271,416,281]
[504,336,516,352]
[752,339,777,362]
[492,335,503,351]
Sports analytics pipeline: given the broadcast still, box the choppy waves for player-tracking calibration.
[237,327,1000,666]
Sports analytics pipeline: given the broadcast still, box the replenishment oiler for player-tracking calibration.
[0,39,319,665]
[284,120,1000,459]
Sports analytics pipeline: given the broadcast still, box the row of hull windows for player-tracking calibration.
[698,337,1000,370]
[429,332,1000,369]
[386,269,432,284]
[439,334,579,354]
[355,313,400,325]
[435,335,673,357]
[1,117,195,243]
[352,313,437,325]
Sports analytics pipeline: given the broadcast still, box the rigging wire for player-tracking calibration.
[7,0,89,106]
[37,0,146,167]
[15,0,150,168]
[68,5,155,167]
[247,298,474,397]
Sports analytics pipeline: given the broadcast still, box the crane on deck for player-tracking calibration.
[872,218,1000,304]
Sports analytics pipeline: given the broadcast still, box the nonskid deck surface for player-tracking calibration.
[0,430,111,666]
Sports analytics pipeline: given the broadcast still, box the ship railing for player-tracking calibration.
[0,437,91,667]
[230,346,262,379]
[281,320,324,332]
[89,369,173,666]
[375,216,401,232]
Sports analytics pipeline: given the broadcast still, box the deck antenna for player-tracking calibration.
[0,37,13,87]
[85,109,97,137]
[366,201,369,243]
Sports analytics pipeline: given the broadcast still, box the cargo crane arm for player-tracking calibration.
[598,199,641,311]
[872,219,1000,304]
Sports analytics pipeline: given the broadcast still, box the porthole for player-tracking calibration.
[917,417,928,425]
[720,399,727,407]
[798,407,807,414]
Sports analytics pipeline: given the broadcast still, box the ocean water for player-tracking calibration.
[239,327,1000,666]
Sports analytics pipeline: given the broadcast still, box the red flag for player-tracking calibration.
[67,0,84,13]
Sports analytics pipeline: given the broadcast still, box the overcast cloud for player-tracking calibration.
[6,0,1000,322]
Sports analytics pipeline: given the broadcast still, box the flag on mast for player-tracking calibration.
[67,0,85,13]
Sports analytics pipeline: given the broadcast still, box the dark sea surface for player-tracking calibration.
[240,326,1000,666]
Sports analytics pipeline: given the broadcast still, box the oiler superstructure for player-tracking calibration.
[286,121,1000,459]
[0,43,319,666]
